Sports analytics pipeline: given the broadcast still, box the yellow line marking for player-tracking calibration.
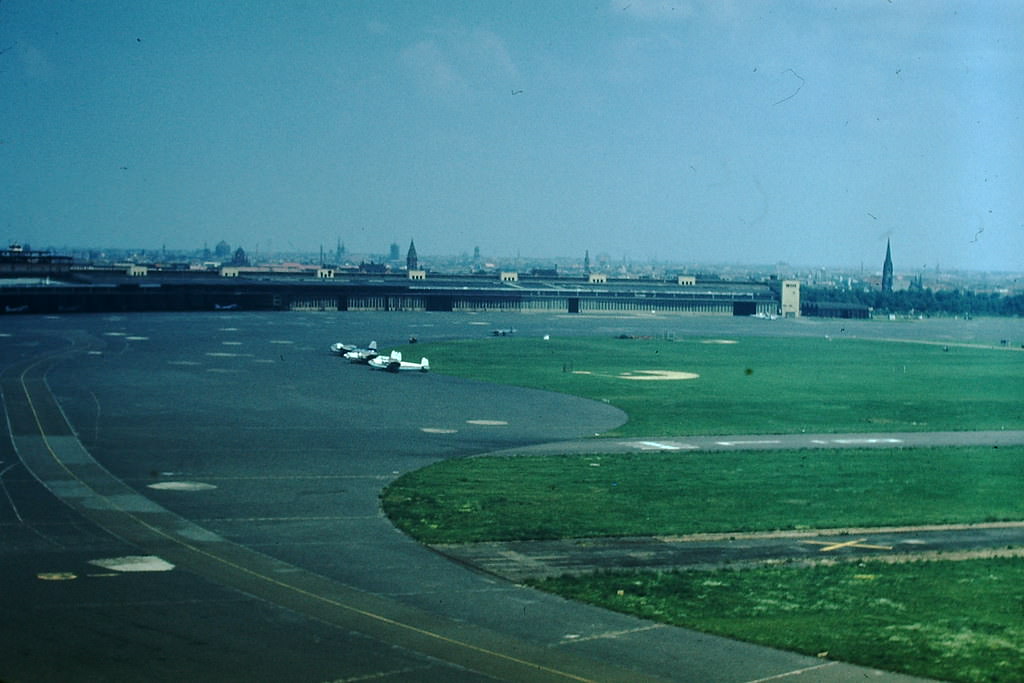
[801,538,893,552]
[11,351,598,683]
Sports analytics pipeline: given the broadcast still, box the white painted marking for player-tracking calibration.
[0,332,12,337]
[466,419,508,426]
[88,350,103,355]
[37,572,77,581]
[222,341,243,346]
[831,438,903,444]
[635,441,683,451]
[745,661,838,682]
[219,327,239,331]
[88,556,174,572]
[206,352,239,357]
[270,340,294,345]
[103,332,126,336]
[147,481,218,491]
[167,360,201,366]
[421,427,458,434]
[715,440,782,446]
[125,336,149,341]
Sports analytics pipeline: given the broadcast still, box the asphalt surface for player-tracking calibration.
[2,311,1022,683]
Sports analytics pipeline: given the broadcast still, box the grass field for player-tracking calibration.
[403,336,1024,436]
[529,559,1024,683]
[381,446,1024,543]
[383,334,1024,681]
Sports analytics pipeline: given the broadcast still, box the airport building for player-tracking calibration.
[0,263,789,317]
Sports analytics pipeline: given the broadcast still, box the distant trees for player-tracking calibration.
[802,286,1024,317]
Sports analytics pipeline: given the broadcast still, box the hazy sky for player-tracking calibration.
[2,1,1022,271]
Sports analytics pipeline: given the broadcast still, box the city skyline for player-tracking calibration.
[3,1,1022,272]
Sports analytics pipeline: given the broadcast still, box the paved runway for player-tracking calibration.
[3,311,1021,682]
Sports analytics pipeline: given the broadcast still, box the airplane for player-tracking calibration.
[492,328,516,336]
[330,342,356,355]
[368,350,429,373]
[342,341,379,363]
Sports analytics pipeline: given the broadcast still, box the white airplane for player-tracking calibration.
[342,341,379,363]
[368,350,430,373]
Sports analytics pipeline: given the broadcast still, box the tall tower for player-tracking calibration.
[881,239,894,293]
[406,240,418,271]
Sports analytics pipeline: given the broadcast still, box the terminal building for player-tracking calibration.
[1,256,798,317]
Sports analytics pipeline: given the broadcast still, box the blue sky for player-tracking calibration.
[2,1,1022,271]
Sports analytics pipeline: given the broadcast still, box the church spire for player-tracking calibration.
[881,239,893,292]
[406,240,418,271]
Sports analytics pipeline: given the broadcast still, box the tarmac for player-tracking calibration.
[2,311,1022,682]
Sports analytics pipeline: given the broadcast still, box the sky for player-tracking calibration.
[2,1,1022,271]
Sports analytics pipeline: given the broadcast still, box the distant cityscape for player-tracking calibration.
[3,238,1023,319]
[12,238,1024,297]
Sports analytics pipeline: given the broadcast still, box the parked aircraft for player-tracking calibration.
[343,341,379,363]
[368,350,429,373]
[330,342,356,355]
[492,328,516,336]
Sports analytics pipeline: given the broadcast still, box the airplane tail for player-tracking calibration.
[420,358,429,371]
[369,341,377,350]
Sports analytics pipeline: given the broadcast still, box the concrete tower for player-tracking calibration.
[881,239,894,293]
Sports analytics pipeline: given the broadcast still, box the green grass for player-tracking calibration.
[528,559,1024,683]
[382,446,1024,543]
[382,334,1024,680]
[406,336,1024,436]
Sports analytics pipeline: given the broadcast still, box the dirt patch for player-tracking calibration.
[617,370,699,381]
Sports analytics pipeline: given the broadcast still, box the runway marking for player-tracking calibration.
[421,427,458,434]
[560,624,663,644]
[89,555,175,572]
[9,353,606,683]
[745,661,839,682]
[715,440,782,447]
[466,419,508,426]
[222,341,243,346]
[125,336,149,341]
[801,538,893,552]
[632,441,695,451]
[37,572,78,581]
[830,438,903,444]
[206,352,241,357]
[269,340,294,344]
[147,481,218,491]
[103,331,126,336]
[167,360,201,366]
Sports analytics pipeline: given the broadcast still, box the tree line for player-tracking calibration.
[802,286,1024,317]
